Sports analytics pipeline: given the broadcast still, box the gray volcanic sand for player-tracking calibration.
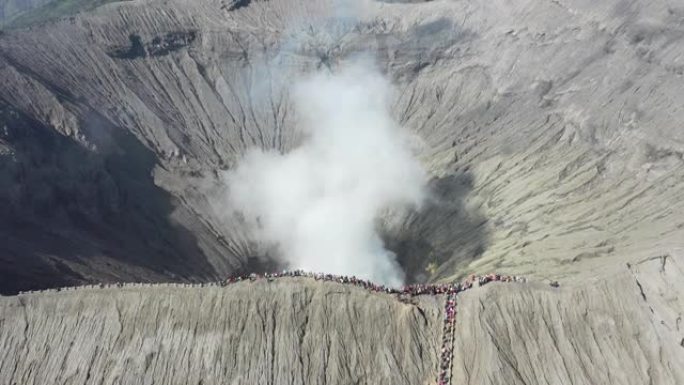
[1,0,684,289]
[1,255,683,384]
[1,0,684,383]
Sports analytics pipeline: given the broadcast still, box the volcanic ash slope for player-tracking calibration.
[3,0,684,290]
[1,256,683,385]
[0,278,442,385]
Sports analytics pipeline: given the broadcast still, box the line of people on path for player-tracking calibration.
[17,271,534,301]
[438,293,457,385]
[434,273,532,385]
[218,270,529,298]
[16,268,531,385]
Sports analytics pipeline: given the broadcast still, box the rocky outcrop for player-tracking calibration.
[109,31,198,59]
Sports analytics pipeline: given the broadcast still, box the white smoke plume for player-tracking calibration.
[226,60,426,286]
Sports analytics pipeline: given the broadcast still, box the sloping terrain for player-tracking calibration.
[0,0,52,25]
[0,278,443,385]
[1,256,682,385]
[1,0,123,28]
[2,0,684,383]
[454,255,684,385]
[2,0,684,293]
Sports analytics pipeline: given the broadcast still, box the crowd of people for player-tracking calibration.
[438,293,457,385]
[218,270,529,385]
[19,270,531,297]
[218,270,528,299]
[17,269,534,385]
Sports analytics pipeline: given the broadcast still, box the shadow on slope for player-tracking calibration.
[383,171,490,284]
[0,104,215,294]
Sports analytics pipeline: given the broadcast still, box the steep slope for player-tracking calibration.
[1,255,682,384]
[1,0,122,28]
[454,255,684,385]
[2,1,684,383]
[1,0,683,290]
[0,0,52,25]
[0,278,442,385]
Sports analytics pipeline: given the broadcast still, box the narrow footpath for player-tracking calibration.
[434,274,529,385]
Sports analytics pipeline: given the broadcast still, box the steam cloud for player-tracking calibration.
[226,60,426,286]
